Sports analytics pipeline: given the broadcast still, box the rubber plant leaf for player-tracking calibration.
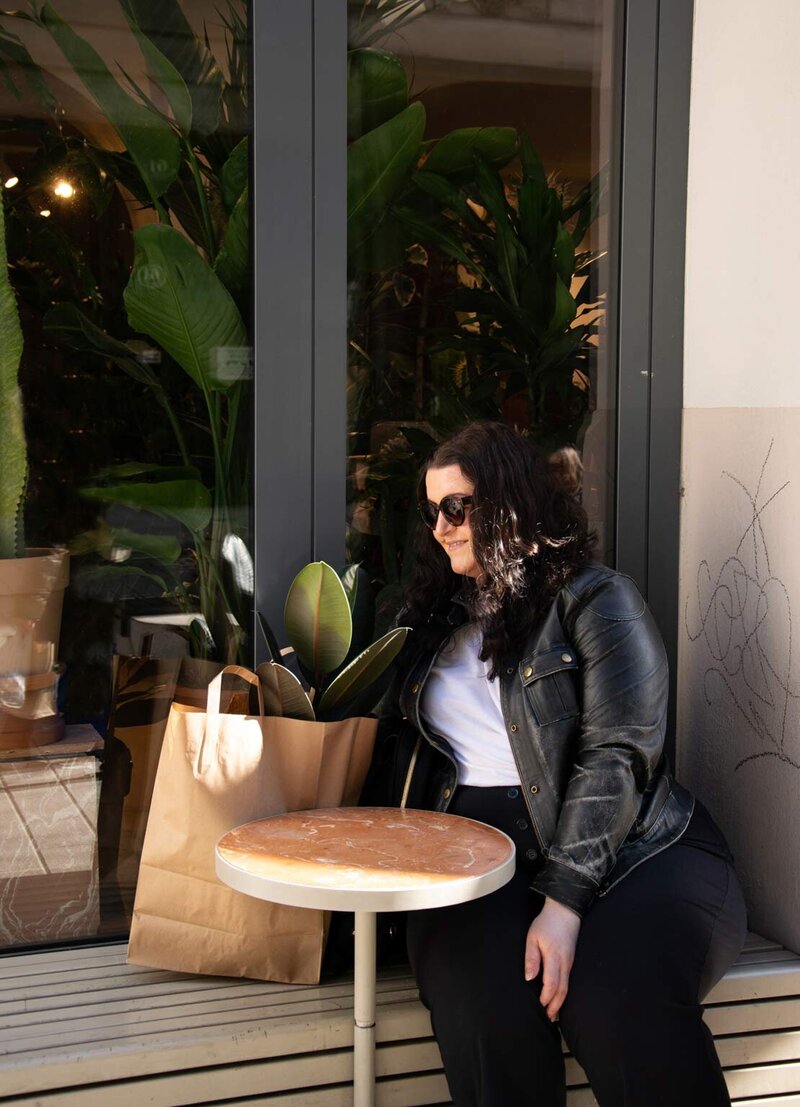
[284,561,352,684]
[80,479,212,533]
[255,661,315,721]
[347,47,408,141]
[123,223,248,393]
[423,127,518,176]
[348,101,425,261]
[0,193,25,560]
[316,626,409,720]
[40,2,180,202]
[122,0,223,138]
[215,184,248,295]
[221,137,248,212]
[337,563,375,663]
[119,0,193,134]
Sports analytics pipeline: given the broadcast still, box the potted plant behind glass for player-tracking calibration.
[0,192,68,748]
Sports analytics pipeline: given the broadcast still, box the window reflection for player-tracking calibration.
[347,0,616,626]
[0,0,251,949]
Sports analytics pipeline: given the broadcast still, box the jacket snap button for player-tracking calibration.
[509,723,518,733]
[442,787,452,800]
[506,667,514,675]
[529,784,539,794]
[516,818,528,830]
[523,665,533,678]
[526,848,538,861]
[411,683,419,694]
[561,653,572,663]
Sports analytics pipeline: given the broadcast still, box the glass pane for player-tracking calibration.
[0,1,251,949]
[346,0,617,624]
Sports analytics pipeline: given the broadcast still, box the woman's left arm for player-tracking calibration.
[530,574,669,916]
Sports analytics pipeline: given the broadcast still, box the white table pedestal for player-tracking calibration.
[216,807,516,1107]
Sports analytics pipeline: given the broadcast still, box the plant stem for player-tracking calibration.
[184,139,216,260]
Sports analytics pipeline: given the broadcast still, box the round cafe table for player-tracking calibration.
[215,806,516,1107]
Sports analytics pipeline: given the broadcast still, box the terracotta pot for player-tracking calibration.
[0,548,69,677]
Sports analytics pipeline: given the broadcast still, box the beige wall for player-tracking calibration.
[678,0,800,951]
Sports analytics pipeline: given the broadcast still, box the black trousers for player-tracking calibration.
[406,785,747,1107]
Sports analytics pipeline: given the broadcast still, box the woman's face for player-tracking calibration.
[425,464,480,579]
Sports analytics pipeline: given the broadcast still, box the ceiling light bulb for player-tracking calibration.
[39,209,51,218]
[4,176,19,188]
[53,179,74,199]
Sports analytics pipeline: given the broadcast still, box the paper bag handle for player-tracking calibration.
[199,666,266,776]
[206,664,266,718]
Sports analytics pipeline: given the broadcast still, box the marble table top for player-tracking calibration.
[215,807,516,912]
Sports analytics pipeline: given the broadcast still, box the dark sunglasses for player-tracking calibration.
[418,494,474,529]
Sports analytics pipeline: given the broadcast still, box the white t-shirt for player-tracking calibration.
[420,622,521,787]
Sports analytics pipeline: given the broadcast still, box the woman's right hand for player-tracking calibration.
[524,896,582,1021]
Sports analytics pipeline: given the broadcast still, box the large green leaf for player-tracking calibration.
[347,47,408,141]
[215,184,248,294]
[348,101,425,260]
[284,562,352,682]
[122,0,223,137]
[40,2,180,201]
[81,479,212,532]
[0,194,25,559]
[423,127,518,176]
[221,137,248,212]
[255,661,315,721]
[0,26,56,111]
[316,626,409,720]
[119,0,192,134]
[553,223,575,287]
[473,155,523,306]
[123,0,222,137]
[123,223,247,393]
[395,206,490,286]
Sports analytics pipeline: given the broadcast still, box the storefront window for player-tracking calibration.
[346,0,617,625]
[0,0,251,948]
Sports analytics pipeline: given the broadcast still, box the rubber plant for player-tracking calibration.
[0,0,251,660]
[257,562,409,722]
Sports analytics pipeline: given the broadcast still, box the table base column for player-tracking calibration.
[354,910,377,1107]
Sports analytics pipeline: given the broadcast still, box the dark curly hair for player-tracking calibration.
[404,421,596,676]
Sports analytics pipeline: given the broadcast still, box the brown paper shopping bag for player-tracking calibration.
[127,665,377,983]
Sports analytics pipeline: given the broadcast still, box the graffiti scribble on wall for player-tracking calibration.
[685,439,800,771]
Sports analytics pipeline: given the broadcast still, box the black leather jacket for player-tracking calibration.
[375,563,694,916]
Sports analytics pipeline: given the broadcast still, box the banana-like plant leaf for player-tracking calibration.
[553,223,575,287]
[395,206,490,286]
[70,523,182,563]
[473,155,524,306]
[0,26,56,111]
[94,461,200,481]
[124,223,248,393]
[316,626,409,719]
[40,2,180,201]
[0,194,25,560]
[255,661,315,720]
[284,561,352,682]
[122,0,223,138]
[347,47,408,141]
[348,101,425,260]
[423,127,518,176]
[221,136,248,211]
[412,170,485,232]
[215,184,248,294]
[545,276,577,341]
[119,0,192,134]
[81,479,212,533]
